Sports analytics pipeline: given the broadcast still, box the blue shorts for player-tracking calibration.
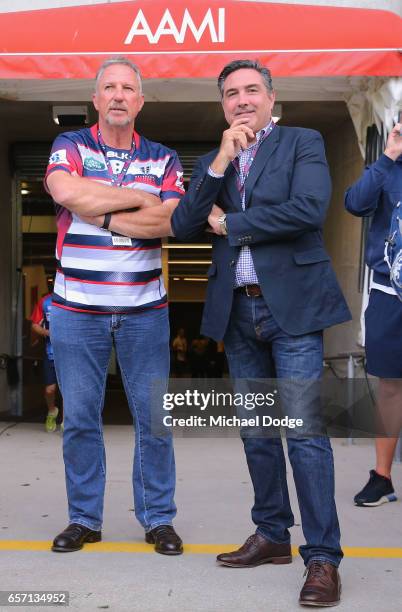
[365,289,402,378]
[43,354,57,386]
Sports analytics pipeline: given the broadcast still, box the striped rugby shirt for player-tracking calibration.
[45,125,184,314]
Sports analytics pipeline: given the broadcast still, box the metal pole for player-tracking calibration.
[394,435,402,464]
[10,176,23,416]
[347,355,355,445]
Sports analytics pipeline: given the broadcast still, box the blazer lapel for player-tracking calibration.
[222,162,242,210]
[244,126,280,208]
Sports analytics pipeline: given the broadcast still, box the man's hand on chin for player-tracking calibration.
[210,118,255,175]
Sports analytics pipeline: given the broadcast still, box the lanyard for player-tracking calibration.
[97,127,136,187]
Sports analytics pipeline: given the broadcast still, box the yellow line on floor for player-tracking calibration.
[1,541,402,558]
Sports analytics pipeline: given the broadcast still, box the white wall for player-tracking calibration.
[323,114,365,365]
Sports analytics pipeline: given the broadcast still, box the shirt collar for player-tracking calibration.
[238,119,274,155]
[256,119,274,143]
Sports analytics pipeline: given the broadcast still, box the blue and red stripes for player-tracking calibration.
[45,125,184,313]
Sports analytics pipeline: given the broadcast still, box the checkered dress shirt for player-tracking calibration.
[232,121,274,287]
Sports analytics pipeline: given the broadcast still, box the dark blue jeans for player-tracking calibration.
[224,293,343,567]
[51,306,176,532]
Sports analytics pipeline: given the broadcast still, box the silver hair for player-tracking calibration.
[95,57,142,94]
[217,59,273,98]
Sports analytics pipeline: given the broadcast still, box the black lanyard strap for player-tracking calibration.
[97,127,136,187]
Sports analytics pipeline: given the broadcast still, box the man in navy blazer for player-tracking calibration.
[83,59,350,607]
[172,60,350,608]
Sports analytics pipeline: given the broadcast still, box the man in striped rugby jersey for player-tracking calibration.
[46,57,184,555]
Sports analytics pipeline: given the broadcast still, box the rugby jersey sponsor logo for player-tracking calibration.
[127,155,170,179]
[175,171,184,189]
[49,149,69,165]
[78,144,107,172]
[105,150,131,160]
[83,157,107,171]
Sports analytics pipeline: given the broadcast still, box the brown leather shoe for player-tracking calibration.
[299,561,341,607]
[216,533,292,567]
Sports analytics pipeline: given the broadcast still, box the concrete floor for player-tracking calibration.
[0,423,401,611]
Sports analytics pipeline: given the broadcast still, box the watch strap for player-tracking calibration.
[102,212,112,230]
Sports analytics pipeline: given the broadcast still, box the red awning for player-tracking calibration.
[0,0,401,79]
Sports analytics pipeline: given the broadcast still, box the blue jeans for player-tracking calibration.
[224,293,343,567]
[50,306,176,532]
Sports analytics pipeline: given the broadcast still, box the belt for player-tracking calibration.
[235,284,263,297]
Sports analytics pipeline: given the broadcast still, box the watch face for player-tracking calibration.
[218,215,227,234]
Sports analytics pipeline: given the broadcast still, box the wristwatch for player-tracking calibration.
[218,214,228,236]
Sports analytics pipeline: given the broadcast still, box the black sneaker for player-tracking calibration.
[354,470,397,507]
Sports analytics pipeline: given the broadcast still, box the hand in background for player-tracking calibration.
[384,123,402,161]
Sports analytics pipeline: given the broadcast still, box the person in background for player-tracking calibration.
[190,335,209,378]
[345,120,402,507]
[172,328,188,377]
[31,289,61,433]
[214,341,226,378]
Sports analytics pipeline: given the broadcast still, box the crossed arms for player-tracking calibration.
[46,170,179,238]
[45,120,261,240]
[47,127,331,243]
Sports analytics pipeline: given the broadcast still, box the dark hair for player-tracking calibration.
[95,56,142,93]
[217,59,273,98]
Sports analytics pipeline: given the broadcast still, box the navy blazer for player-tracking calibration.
[172,125,351,340]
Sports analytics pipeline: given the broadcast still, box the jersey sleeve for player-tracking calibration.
[30,297,45,325]
[44,133,83,192]
[160,151,185,202]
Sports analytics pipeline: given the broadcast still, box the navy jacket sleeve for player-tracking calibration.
[226,131,331,246]
[171,156,223,241]
[345,154,395,217]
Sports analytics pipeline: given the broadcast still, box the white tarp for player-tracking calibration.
[345,76,402,157]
